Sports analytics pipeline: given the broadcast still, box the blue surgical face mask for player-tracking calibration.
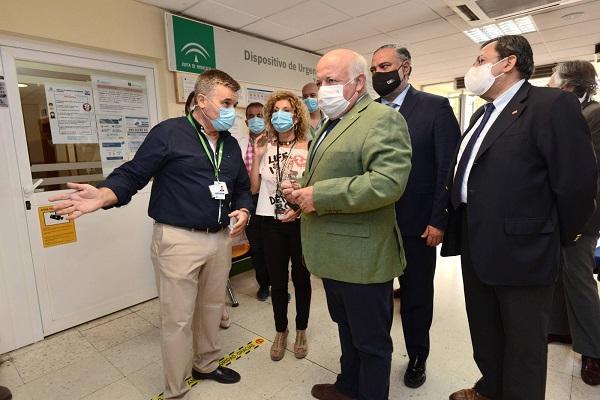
[211,106,236,131]
[303,97,319,113]
[271,110,295,133]
[247,117,265,134]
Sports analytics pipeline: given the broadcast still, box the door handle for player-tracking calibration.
[23,178,44,196]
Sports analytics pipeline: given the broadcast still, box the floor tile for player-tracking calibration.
[81,378,145,400]
[80,312,155,352]
[11,330,97,383]
[0,357,24,388]
[127,361,164,399]
[130,298,161,328]
[77,309,133,332]
[23,352,122,400]
[101,328,161,376]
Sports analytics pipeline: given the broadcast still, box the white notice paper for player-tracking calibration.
[45,85,97,144]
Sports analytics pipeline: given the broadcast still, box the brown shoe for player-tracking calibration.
[311,384,356,400]
[270,330,288,361]
[449,388,490,400]
[0,386,12,400]
[582,355,600,385]
[294,330,308,359]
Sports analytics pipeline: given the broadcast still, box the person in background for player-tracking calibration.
[185,90,196,114]
[184,91,232,330]
[441,35,597,400]
[249,91,312,362]
[370,44,461,389]
[236,102,270,301]
[284,49,412,400]
[547,60,600,387]
[302,82,326,139]
[0,386,11,400]
[50,69,253,400]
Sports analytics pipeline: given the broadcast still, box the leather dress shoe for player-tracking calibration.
[581,355,600,385]
[0,386,12,400]
[449,388,490,400]
[548,334,572,344]
[192,366,240,384]
[404,357,426,388]
[311,384,356,400]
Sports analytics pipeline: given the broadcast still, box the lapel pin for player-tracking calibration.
[511,110,518,115]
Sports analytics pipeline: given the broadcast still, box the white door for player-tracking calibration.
[1,46,159,335]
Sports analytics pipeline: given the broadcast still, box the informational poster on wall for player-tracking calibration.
[91,76,150,176]
[0,78,8,107]
[37,205,77,248]
[246,88,273,105]
[44,85,97,144]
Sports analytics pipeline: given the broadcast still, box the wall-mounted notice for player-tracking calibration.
[38,205,77,248]
[246,88,273,105]
[44,85,97,144]
[91,76,150,176]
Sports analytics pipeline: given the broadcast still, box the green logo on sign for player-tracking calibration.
[172,15,216,73]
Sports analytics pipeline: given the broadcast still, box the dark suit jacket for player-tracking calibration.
[441,82,597,286]
[582,100,600,234]
[378,86,461,236]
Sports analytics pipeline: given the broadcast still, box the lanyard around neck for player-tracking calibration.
[187,114,223,180]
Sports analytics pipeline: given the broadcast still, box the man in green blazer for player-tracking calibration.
[284,49,412,400]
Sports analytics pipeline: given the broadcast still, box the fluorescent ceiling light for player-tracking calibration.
[464,16,538,43]
[18,83,28,88]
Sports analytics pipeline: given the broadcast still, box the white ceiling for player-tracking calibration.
[138,0,600,86]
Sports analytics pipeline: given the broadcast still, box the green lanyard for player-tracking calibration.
[187,114,223,180]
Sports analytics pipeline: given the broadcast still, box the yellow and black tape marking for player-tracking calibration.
[150,337,265,400]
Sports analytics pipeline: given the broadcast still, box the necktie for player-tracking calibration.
[244,139,254,175]
[309,118,340,167]
[450,103,495,209]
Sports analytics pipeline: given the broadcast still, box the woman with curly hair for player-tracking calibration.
[250,90,312,361]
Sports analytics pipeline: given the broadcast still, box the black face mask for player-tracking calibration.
[372,69,403,97]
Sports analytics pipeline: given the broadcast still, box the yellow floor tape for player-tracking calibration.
[150,337,265,400]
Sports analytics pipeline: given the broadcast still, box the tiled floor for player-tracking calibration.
[1,254,598,399]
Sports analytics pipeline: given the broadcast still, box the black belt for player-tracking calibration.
[183,225,227,233]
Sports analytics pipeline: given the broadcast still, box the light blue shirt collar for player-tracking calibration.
[491,79,526,114]
[381,84,411,109]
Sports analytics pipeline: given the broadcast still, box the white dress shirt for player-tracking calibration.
[455,79,526,203]
[381,84,411,109]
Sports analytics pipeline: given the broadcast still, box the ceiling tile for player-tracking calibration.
[360,0,441,33]
[418,0,456,17]
[310,17,382,45]
[339,33,396,54]
[387,18,458,45]
[324,0,406,17]
[265,0,350,33]
[539,18,600,42]
[545,34,600,53]
[241,19,303,41]
[532,0,600,30]
[214,0,306,18]
[549,44,598,62]
[284,33,336,51]
[185,0,260,29]
[409,33,474,56]
[137,0,200,12]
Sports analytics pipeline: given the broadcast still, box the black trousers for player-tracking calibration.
[246,210,269,289]
[399,235,436,360]
[460,208,554,400]
[262,217,311,332]
[323,278,394,400]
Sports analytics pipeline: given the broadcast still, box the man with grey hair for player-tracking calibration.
[50,69,253,399]
[283,49,412,400]
[371,44,460,389]
[548,60,600,386]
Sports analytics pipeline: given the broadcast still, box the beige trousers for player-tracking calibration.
[151,223,232,399]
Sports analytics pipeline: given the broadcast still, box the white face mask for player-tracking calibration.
[317,77,358,119]
[464,57,508,96]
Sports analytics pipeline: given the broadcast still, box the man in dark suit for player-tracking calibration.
[370,45,461,388]
[442,35,597,400]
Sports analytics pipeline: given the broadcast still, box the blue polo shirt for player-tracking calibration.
[99,115,253,230]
